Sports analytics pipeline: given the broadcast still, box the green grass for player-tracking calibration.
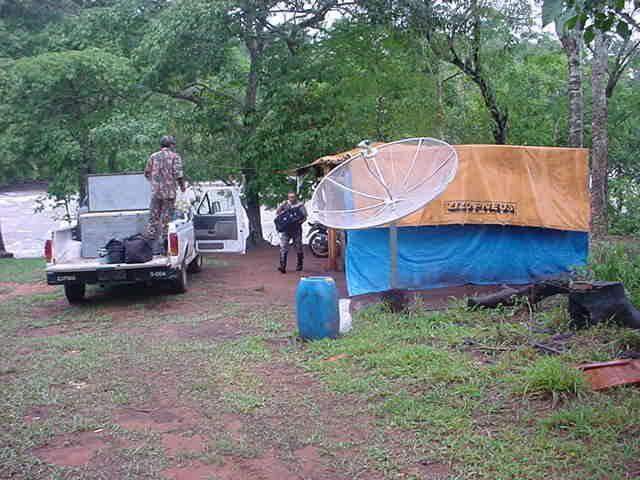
[0,257,45,283]
[2,258,640,480]
[298,303,640,479]
[515,357,587,397]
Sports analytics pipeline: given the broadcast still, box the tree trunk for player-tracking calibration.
[108,149,117,172]
[447,45,508,144]
[78,150,97,203]
[476,75,508,145]
[243,170,265,245]
[79,165,88,203]
[241,20,266,245]
[590,32,610,239]
[0,221,14,258]
[559,29,583,147]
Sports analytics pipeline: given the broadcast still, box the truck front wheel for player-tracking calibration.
[64,283,86,303]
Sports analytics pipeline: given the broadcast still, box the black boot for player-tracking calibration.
[151,238,164,255]
[296,252,304,272]
[278,251,287,274]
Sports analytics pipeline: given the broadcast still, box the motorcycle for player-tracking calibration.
[307,222,341,258]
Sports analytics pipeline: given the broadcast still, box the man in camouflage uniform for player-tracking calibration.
[144,135,185,254]
[276,191,307,273]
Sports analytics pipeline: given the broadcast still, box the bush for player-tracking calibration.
[584,242,640,305]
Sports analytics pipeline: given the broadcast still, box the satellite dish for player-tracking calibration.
[311,137,458,230]
[311,137,458,290]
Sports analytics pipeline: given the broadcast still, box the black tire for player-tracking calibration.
[64,283,86,303]
[173,263,188,294]
[309,232,329,258]
[188,255,203,273]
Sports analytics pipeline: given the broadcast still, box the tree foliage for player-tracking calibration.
[0,0,639,238]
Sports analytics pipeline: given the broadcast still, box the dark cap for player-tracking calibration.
[160,135,176,148]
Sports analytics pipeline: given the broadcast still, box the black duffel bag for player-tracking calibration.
[274,206,305,233]
[123,234,153,264]
[104,239,125,264]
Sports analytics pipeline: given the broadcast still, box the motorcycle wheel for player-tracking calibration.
[309,232,329,258]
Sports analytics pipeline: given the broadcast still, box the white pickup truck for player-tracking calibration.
[45,173,247,303]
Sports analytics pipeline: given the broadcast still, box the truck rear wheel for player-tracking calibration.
[188,255,203,273]
[64,283,86,303]
[173,263,188,294]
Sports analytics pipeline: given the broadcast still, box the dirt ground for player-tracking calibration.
[197,245,349,306]
[3,247,452,479]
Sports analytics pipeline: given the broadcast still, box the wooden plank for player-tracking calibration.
[578,359,640,391]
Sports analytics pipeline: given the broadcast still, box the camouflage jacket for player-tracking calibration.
[144,148,184,199]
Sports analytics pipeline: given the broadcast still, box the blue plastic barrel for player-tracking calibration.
[296,276,340,340]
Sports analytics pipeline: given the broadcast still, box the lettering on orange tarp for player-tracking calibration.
[444,200,517,215]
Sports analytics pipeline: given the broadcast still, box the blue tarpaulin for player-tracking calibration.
[345,225,589,297]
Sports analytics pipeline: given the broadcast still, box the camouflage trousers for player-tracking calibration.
[145,196,175,241]
[279,229,303,255]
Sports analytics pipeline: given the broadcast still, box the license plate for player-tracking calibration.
[97,270,127,281]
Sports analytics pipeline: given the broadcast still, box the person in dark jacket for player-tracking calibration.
[276,191,307,273]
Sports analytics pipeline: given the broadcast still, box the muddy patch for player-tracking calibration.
[115,405,201,433]
[32,431,108,467]
[162,449,300,480]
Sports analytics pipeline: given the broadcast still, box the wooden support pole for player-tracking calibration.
[389,223,398,289]
[322,163,339,272]
[327,227,338,271]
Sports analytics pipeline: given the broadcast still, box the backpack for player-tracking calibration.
[123,234,153,264]
[104,239,125,264]
[274,206,305,233]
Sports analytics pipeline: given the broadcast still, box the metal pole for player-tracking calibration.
[389,222,398,289]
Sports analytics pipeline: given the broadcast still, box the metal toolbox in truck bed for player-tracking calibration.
[87,173,151,212]
[79,210,150,258]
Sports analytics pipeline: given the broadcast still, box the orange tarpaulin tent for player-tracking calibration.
[301,144,590,232]
[297,143,590,272]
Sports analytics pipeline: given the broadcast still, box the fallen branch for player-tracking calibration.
[468,280,640,330]
[467,281,570,309]
[531,342,564,355]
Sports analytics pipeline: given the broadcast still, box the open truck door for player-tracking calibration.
[193,185,247,254]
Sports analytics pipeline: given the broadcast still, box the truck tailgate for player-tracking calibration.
[46,257,177,285]
[47,256,170,272]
